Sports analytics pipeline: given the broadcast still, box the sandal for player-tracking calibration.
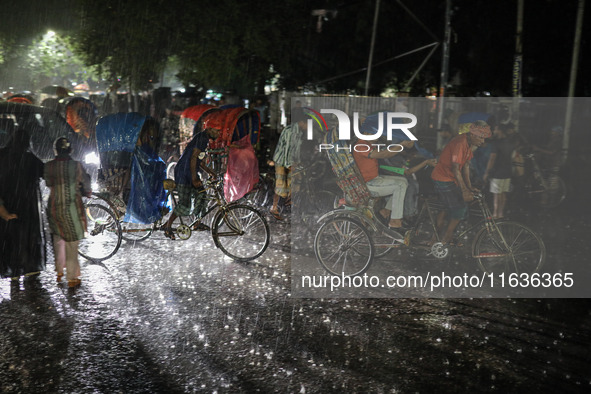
[270,209,284,221]
[376,214,388,226]
[68,279,82,288]
[163,227,176,240]
[192,222,210,231]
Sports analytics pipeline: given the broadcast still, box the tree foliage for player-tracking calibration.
[74,0,320,95]
[27,33,98,88]
[72,0,445,96]
[74,0,179,91]
[169,0,314,94]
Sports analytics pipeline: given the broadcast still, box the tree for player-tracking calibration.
[27,32,98,88]
[74,0,179,92]
[72,0,445,97]
[173,0,313,95]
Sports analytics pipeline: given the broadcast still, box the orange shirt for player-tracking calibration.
[352,141,378,182]
[431,134,473,183]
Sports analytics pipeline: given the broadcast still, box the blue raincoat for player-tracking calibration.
[96,113,168,224]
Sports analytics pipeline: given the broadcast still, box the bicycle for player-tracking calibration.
[79,176,270,262]
[314,191,545,278]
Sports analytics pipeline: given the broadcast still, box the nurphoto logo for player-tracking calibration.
[302,108,418,152]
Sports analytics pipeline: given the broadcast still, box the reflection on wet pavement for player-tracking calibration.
[1,203,590,392]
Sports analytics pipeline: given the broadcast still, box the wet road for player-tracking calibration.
[1,203,590,393]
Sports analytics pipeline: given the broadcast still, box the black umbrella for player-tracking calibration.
[40,85,74,98]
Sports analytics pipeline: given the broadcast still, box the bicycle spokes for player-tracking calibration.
[314,217,374,276]
[474,221,545,275]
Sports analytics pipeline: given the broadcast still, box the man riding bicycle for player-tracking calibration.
[162,118,221,240]
[431,120,492,245]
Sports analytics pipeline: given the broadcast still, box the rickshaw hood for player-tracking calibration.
[96,112,146,153]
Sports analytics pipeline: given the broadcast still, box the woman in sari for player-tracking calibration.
[0,130,46,283]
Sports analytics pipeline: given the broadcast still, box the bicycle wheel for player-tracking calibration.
[79,203,122,261]
[120,221,154,242]
[314,217,374,276]
[474,221,545,275]
[212,204,270,262]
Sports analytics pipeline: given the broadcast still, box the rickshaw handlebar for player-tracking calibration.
[204,176,224,189]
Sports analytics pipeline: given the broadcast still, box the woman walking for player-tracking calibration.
[44,137,91,288]
[0,129,46,283]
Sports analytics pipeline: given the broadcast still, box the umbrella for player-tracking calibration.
[40,85,74,98]
[6,94,34,104]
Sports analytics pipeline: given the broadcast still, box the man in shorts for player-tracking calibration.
[484,123,515,219]
[269,107,308,220]
[162,118,221,239]
[431,120,492,244]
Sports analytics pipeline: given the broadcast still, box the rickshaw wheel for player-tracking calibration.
[176,224,192,240]
[314,216,374,277]
[212,204,270,262]
[79,203,122,261]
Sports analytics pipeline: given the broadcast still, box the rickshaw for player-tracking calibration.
[168,104,222,179]
[202,106,261,202]
[174,106,261,201]
[0,101,92,163]
[6,94,34,104]
[312,123,545,279]
[78,112,168,261]
[80,112,271,263]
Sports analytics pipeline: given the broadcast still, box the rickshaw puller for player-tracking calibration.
[162,120,221,240]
